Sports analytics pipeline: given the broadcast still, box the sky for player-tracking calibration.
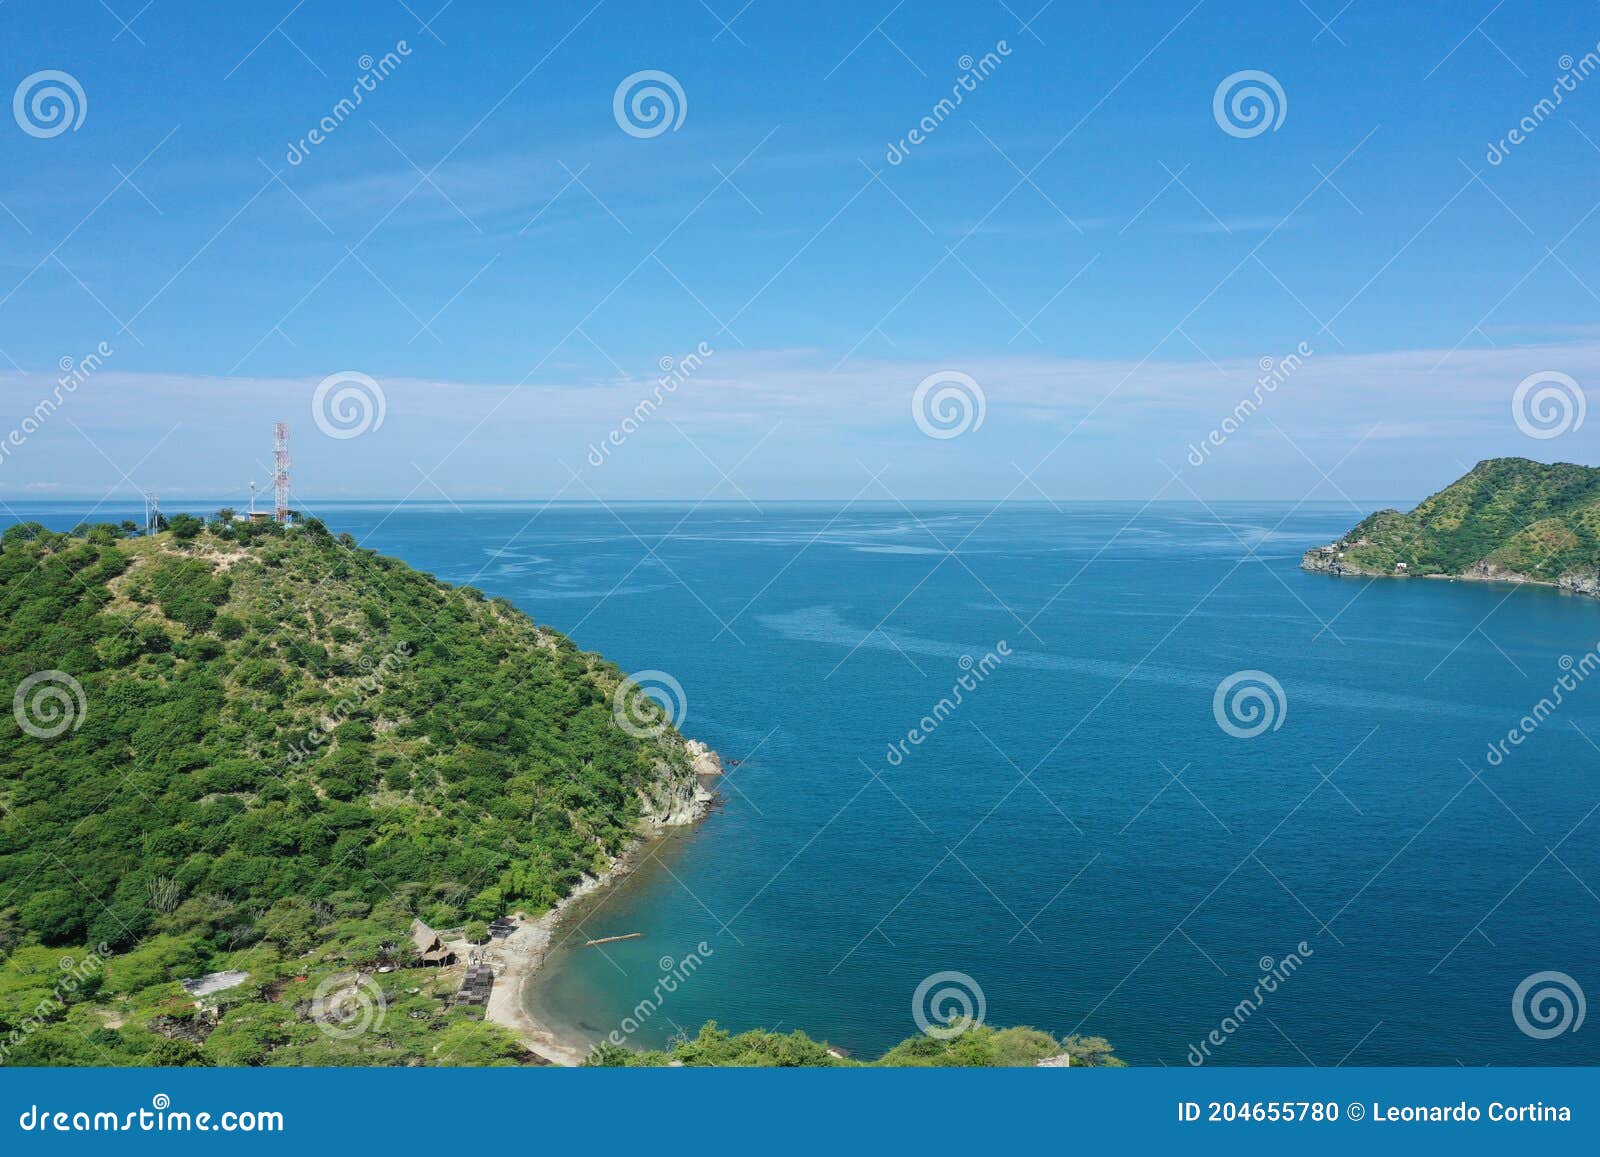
[1,0,1599,503]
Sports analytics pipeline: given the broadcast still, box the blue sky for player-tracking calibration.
[2,0,1599,502]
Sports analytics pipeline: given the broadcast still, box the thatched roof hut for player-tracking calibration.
[410,919,455,965]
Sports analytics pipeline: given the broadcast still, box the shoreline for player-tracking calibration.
[476,842,653,1065]
[1302,555,1600,599]
[479,744,721,1066]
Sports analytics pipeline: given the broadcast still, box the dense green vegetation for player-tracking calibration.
[0,514,1120,1068]
[1307,457,1600,582]
[584,1021,1122,1067]
[0,515,696,1065]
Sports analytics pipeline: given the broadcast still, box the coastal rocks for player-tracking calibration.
[684,738,724,776]
[1300,546,1373,577]
[1462,559,1542,586]
[1558,568,1600,598]
[1301,547,1600,599]
[637,737,721,830]
[639,775,714,828]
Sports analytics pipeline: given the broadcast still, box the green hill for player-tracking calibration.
[0,514,1117,1068]
[583,1021,1122,1067]
[1301,458,1600,595]
[0,515,705,1065]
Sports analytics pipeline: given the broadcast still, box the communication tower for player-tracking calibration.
[273,423,291,523]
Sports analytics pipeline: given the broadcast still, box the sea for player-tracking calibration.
[11,499,1600,1066]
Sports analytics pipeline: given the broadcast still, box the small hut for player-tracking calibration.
[410,919,455,966]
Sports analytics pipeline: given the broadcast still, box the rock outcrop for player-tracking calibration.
[638,736,720,829]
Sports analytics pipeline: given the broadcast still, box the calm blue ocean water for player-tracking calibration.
[12,500,1600,1065]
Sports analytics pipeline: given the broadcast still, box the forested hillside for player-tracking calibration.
[0,515,700,1065]
[1302,458,1600,589]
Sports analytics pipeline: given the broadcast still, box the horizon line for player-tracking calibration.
[3,495,1410,507]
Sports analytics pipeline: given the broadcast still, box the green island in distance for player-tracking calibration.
[1302,457,1600,597]
[0,513,1119,1068]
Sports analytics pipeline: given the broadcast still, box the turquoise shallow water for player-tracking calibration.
[16,500,1600,1065]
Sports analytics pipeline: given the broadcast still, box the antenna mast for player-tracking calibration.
[273,422,291,524]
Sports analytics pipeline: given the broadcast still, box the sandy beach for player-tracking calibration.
[475,854,639,1065]
[478,747,721,1065]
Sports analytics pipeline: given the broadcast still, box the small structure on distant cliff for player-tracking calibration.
[411,919,455,966]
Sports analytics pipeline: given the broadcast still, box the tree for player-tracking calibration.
[167,513,204,541]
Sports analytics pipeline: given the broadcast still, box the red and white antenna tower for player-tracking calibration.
[273,422,291,523]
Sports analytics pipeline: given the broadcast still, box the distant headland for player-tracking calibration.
[1302,457,1600,597]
